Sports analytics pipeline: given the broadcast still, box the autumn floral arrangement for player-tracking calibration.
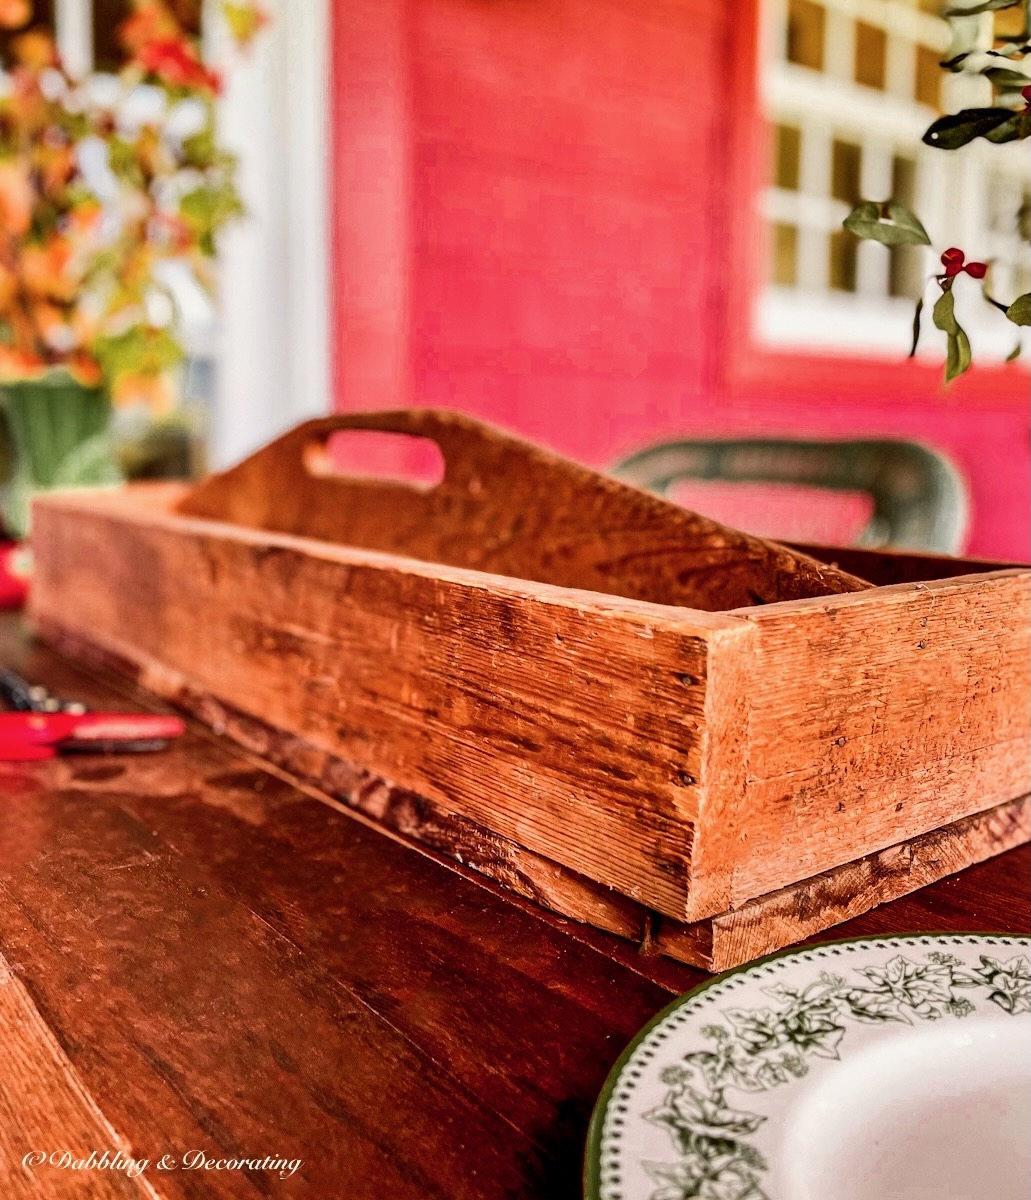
[0,0,265,535]
[844,0,1030,380]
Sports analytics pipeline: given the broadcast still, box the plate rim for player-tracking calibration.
[583,929,1031,1200]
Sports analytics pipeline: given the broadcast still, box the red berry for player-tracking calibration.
[941,247,965,277]
[1023,85,1031,102]
[963,261,987,279]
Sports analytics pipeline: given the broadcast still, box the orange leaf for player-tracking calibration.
[0,263,17,312]
[0,345,47,382]
[112,369,175,414]
[66,352,104,387]
[0,0,31,32]
[0,161,34,237]
[19,240,82,303]
[11,28,59,68]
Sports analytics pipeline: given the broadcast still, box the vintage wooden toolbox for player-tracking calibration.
[27,411,1031,970]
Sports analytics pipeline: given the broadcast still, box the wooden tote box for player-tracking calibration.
[28,410,1031,970]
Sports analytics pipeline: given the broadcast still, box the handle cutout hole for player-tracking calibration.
[303,430,446,490]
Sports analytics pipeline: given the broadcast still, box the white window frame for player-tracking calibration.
[757,0,1031,361]
[205,0,331,468]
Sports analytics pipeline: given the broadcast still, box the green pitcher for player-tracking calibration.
[0,371,123,539]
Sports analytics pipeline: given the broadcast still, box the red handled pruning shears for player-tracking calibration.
[0,711,187,760]
[0,668,185,761]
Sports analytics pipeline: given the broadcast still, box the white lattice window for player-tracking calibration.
[757,0,1031,358]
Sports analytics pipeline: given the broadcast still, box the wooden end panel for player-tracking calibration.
[28,494,749,919]
[707,570,1031,907]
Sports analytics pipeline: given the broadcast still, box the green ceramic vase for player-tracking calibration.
[0,372,122,539]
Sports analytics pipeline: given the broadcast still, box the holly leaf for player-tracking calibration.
[933,289,960,335]
[933,290,973,382]
[1006,293,1031,325]
[986,116,1029,142]
[946,327,972,381]
[1006,342,1022,361]
[843,201,931,246]
[923,108,1017,149]
[980,66,1031,86]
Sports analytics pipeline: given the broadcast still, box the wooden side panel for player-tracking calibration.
[25,618,1029,975]
[694,571,1031,910]
[29,492,753,919]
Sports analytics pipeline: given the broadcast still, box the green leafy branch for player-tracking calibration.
[843,0,1030,380]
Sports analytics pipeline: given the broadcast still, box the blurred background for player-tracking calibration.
[3,0,1029,559]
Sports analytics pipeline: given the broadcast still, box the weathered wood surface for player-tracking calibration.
[177,410,871,608]
[790,542,1022,586]
[663,794,1031,972]
[32,621,1031,974]
[0,952,156,1200]
[2,617,1029,1200]
[30,489,750,919]
[691,569,1031,913]
[30,486,1031,927]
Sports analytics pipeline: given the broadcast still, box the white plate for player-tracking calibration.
[586,934,1031,1200]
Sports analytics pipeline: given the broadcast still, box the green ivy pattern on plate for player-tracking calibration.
[641,948,1031,1200]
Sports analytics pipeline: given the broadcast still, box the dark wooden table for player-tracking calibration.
[1,614,1028,1199]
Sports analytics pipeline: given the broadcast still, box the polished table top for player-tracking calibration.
[1,614,1028,1199]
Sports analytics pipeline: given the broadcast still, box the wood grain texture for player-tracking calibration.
[790,543,1024,586]
[0,618,688,1200]
[30,487,751,919]
[690,570,1031,912]
[177,411,871,609]
[663,794,1031,972]
[27,622,1030,975]
[2,616,1029,1199]
[29,486,1031,926]
[0,954,158,1200]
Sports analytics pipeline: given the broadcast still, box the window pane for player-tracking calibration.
[988,177,1017,232]
[892,154,917,208]
[890,246,923,298]
[772,223,799,286]
[829,230,858,291]
[915,45,942,109]
[0,0,53,67]
[831,139,863,203]
[855,21,887,90]
[786,0,825,70]
[993,5,1027,39]
[774,124,802,190]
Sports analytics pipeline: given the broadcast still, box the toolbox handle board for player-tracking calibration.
[176,409,871,612]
